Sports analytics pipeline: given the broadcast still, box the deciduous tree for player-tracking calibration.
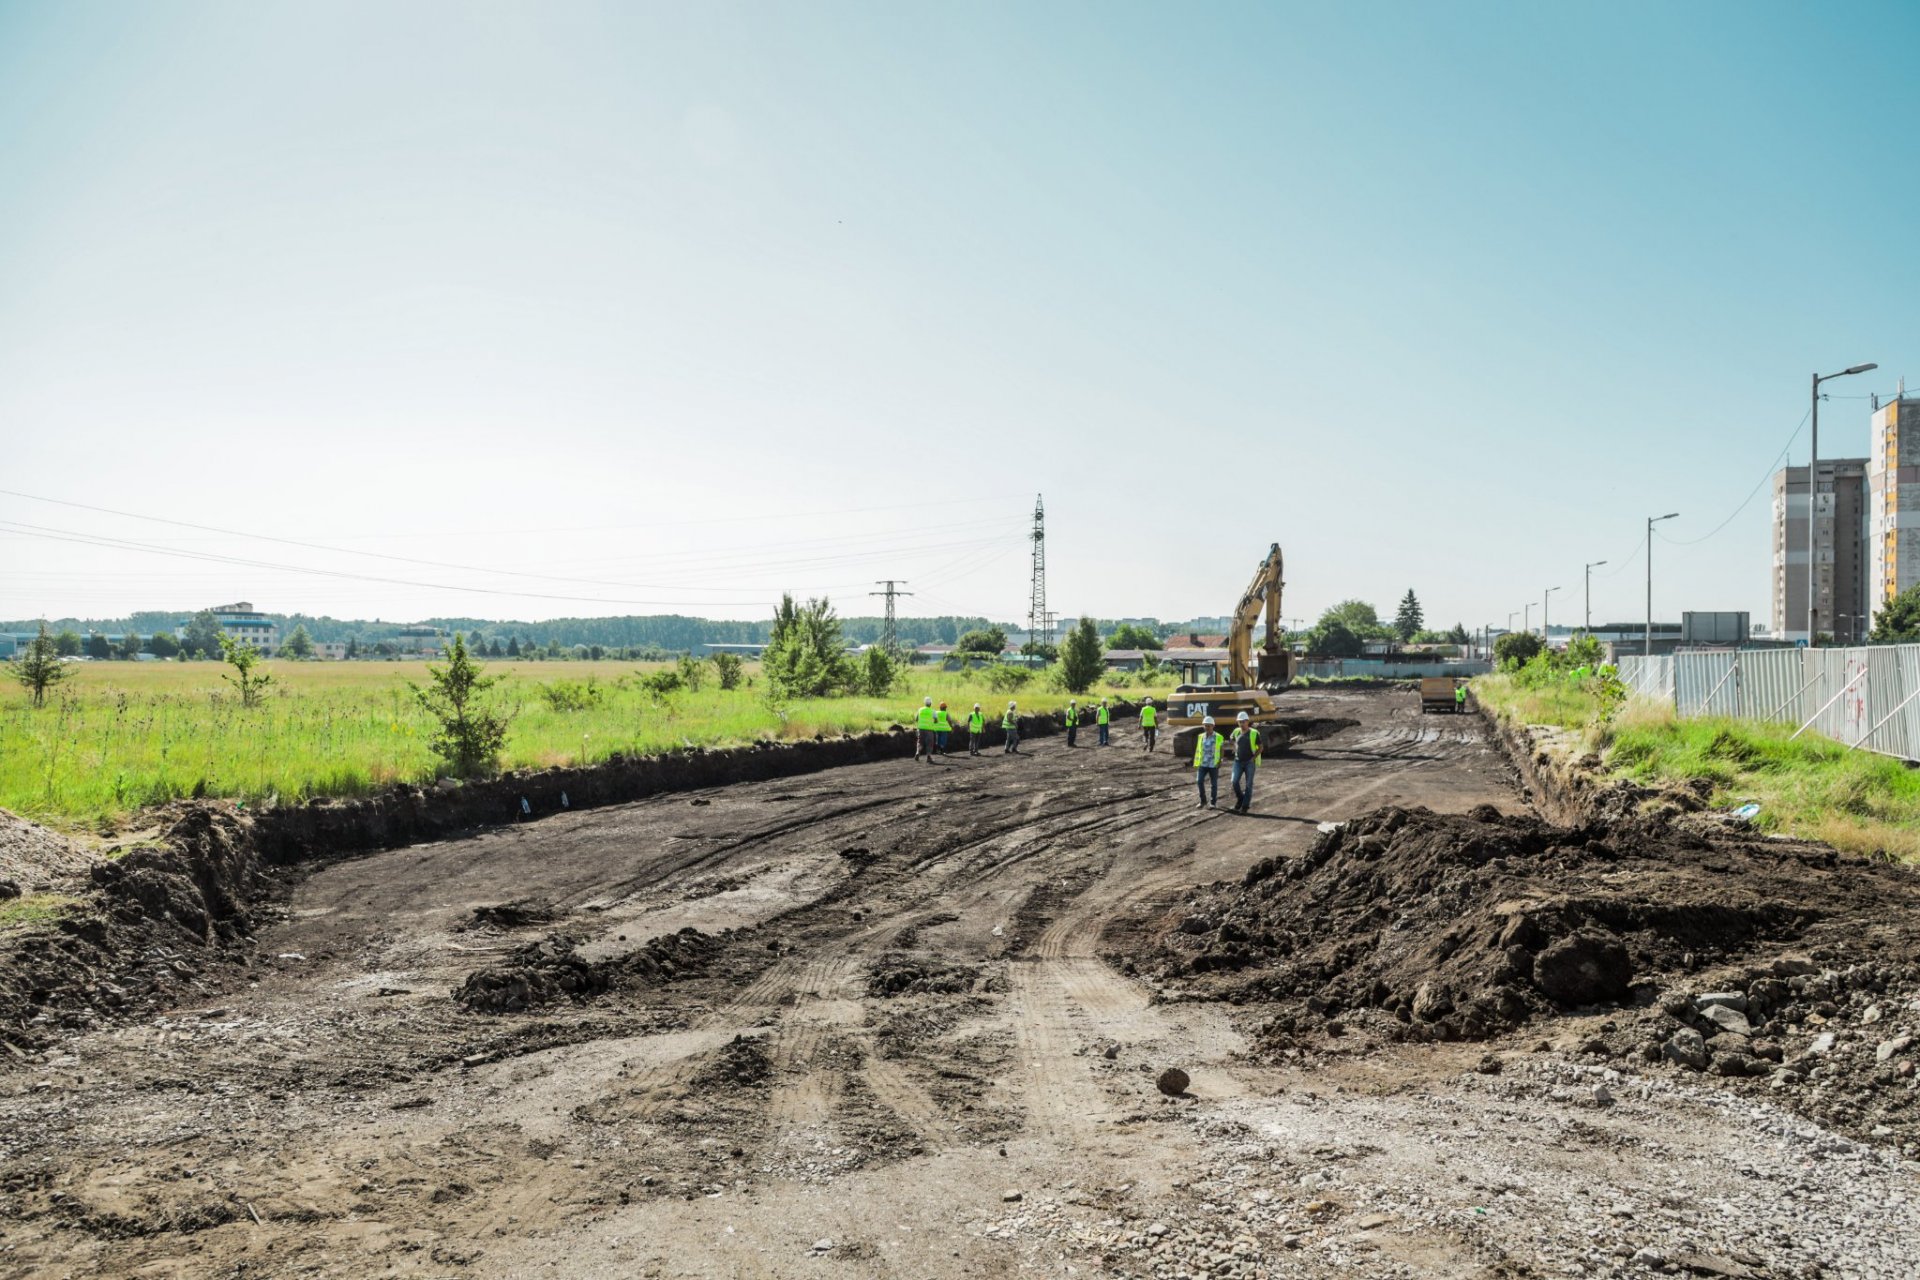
[1060,617,1103,694]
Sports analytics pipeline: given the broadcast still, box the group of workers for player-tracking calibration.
[909,695,1268,814]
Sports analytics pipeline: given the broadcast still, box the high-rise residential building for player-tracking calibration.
[1771,460,1870,643]
[1870,391,1920,630]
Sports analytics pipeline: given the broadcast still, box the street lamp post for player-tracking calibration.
[1809,363,1878,644]
[1543,586,1561,644]
[1646,512,1680,656]
[1584,561,1607,632]
[1524,603,1533,639]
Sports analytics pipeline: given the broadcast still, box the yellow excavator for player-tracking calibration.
[1162,543,1294,759]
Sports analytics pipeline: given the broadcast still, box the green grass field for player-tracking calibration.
[1473,672,1920,862]
[0,659,1166,829]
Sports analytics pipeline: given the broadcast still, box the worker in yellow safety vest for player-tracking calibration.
[1228,710,1263,813]
[1139,698,1158,752]
[1002,701,1021,754]
[1096,700,1111,746]
[967,703,985,755]
[933,701,953,754]
[1192,716,1227,808]
[1065,699,1079,748]
[1454,683,1468,712]
[915,696,938,764]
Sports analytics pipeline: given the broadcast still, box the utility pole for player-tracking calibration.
[870,580,911,654]
[1543,586,1560,645]
[1584,561,1607,632]
[1646,512,1679,656]
[1524,602,1533,637]
[1808,363,1877,643]
[1027,494,1048,657]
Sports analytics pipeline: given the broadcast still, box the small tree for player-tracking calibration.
[410,634,511,777]
[281,624,315,660]
[1445,622,1470,646]
[1868,585,1920,644]
[344,636,359,659]
[219,633,274,707]
[1306,619,1363,658]
[1494,631,1543,667]
[860,645,898,696]
[85,632,112,660]
[764,594,852,699]
[148,632,181,659]
[1394,590,1424,643]
[676,653,706,691]
[117,631,144,660]
[54,630,82,657]
[9,624,71,707]
[712,651,745,690]
[1060,617,1103,694]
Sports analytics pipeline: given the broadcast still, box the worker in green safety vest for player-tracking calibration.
[967,703,985,756]
[1139,698,1158,752]
[1454,683,1468,712]
[1096,700,1111,746]
[933,701,952,755]
[1002,701,1021,754]
[914,696,938,764]
[1065,699,1080,748]
[1228,710,1263,813]
[1191,716,1226,808]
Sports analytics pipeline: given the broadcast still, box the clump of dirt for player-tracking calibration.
[461,900,564,930]
[692,1034,773,1089]
[865,952,996,997]
[1134,804,1915,1045]
[0,809,98,889]
[453,926,731,1014]
[0,805,265,1050]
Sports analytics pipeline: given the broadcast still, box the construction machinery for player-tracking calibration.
[1420,676,1467,714]
[1163,544,1295,759]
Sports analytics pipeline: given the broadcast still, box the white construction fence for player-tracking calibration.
[1617,645,1920,763]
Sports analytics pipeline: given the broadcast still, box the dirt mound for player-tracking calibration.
[1134,805,1910,1045]
[865,952,996,997]
[0,806,264,1050]
[693,1034,774,1089]
[0,808,97,891]
[453,926,730,1014]
[461,900,564,930]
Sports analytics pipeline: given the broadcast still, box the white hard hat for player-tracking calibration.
[973,702,980,709]
[924,696,933,705]
[1142,697,1152,705]
[1008,700,1017,708]
[1236,711,1250,722]
[1203,716,1216,726]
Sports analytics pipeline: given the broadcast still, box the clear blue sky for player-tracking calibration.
[2,0,1916,630]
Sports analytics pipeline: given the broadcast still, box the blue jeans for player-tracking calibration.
[1004,726,1019,753]
[1067,722,1077,746]
[936,730,949,753]
[1231,758,1255,810]
[1196,766,1218,804]
[1098,722,1109,745]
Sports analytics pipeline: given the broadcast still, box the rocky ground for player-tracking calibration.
[0,689,1915,1278]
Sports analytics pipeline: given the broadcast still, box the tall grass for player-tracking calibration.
[1474,675,1920,862]
[0,660,1169,828]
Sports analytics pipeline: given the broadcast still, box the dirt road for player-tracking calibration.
[3,690,1916,1279]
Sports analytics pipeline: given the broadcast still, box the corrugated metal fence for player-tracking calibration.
[1617,645,1920,762]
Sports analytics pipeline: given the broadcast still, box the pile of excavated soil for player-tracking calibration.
[0,806,265,1050]
[1129,803,1920,1148]
[453,926,731,1014]
[0,809,97,893]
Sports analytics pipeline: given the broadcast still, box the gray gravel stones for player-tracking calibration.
[1665,1027,1708,1070]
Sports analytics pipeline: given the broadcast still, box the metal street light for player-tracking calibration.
[1543,586,1561,643]
[1524,602,1533,638]
[1584,561,1608,632]
[1646,512,1679,656]
[1809,362,1878,644]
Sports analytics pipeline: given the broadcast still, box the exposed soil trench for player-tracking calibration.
[3,690,1917,1279]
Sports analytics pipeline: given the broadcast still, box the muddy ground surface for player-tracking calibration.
[2,690,1917,1279]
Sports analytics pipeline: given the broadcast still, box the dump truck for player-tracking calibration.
[1420,676,1466,714]
[1163,544,1295,760]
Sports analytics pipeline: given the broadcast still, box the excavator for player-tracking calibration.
[1161,543,1295,760]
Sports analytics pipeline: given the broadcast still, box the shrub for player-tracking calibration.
[219,634,273,708]
[1495,632,1543,667]
[410,635,510,777]
[539,677,605,712]
[860,646,899,697]
[712,652,744,690]
[984,665,1032,693]
[1060,618,1103,694]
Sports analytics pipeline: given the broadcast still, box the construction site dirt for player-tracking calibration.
[3,689,1918,1279]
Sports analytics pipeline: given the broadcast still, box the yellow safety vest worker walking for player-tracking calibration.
[1139,700,1158,752]
[967,704,985,756]
[914,698,938,764]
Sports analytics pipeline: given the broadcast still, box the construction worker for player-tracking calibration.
[1065,699,1079,748]
[915,696,938,763]
[1454,682,1468,713]
[967,702,985,755]
[934,701,953,754]
[1229,710,1262,813]
[1139,698,1158,752]
[1096,699,1111,746]
[1002,700,1021,754]
[1192,716,1226,808]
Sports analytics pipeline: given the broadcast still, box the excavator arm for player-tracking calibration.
[1226,544,1291,691]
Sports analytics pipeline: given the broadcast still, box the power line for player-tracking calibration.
[1658,407,1811,546]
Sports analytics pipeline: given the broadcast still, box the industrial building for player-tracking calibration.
[176,602,280,656]
[1771,460,1870,644]
[1870,390,1920,631]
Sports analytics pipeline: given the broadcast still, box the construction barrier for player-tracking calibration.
[1617,644,1920,763]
